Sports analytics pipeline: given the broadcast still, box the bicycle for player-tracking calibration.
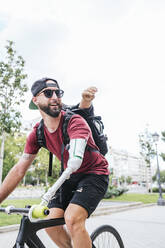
[0,205,124,248]
[0,171,124,247]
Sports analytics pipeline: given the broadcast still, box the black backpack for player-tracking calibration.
[36,105,108,176]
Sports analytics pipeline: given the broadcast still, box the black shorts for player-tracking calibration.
[48,173,109,217]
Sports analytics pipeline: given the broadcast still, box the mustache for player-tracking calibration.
[49,100,61,106]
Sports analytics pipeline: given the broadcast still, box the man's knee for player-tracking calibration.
[64,205,87,235]
[65,216,85,236]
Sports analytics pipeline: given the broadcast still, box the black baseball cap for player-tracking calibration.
[29,77,60,110]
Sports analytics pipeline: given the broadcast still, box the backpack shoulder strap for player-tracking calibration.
[36,119,47,148]
[36,119,53,177]
[62,110,75,146]
[60,110,75,175]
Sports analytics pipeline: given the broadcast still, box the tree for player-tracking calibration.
[0,40,28,184]
[3,133,26,180]
[139,126,155,192]
[139,127,155,166]
[126,176,132,185]
[161,131,165,161]
[119,175,125,186]
[29,148,61,186]
[152,170,165,184]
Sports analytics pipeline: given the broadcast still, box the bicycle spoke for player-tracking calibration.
[93,231,121,247]
[91,225,124,248]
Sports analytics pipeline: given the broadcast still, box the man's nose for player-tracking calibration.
[51,91,58,99]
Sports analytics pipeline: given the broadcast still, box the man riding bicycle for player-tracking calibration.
[0,77,109,248]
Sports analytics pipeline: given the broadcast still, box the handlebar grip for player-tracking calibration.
[0,207,5,212]
[32,205,50,219]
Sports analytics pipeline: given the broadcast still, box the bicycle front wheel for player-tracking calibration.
[91,225,124,248]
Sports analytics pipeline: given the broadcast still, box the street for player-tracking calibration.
[0,205,165,247]
[87,205,165,248]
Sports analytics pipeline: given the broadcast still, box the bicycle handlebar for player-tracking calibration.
[0,205,50,222]
[0,170,70,221]
[0,206,29,215]
[0,168,72,222]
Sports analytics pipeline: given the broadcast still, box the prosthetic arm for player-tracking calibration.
[41,138,87,205]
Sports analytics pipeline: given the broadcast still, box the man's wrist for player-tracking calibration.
[79,99,91,109]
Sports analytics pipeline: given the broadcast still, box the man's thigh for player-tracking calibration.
[70,174,109,217]
[47,174,108,217]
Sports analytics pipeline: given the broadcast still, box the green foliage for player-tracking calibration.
[161,152,165,161]
[3,133,26,180]
[152,170,165,184]
[118,175,132,185]
[0,40,28,135]
[108,193,165,204]
[25,148,61,186]
[126,176,132,184]
[1,140,61,186]
[152,187,165,193]
[47,156,61,185]
[139,127,155,166]
[161,131,165,161]
[22,171,35,185]
[119,175,125,184]
[104,184,128,199]
[161,131,165,142]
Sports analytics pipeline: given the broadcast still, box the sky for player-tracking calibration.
[0,0,165,157]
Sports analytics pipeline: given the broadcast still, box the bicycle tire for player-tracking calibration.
[91,225,124,248]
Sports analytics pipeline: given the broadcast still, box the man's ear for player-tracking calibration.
[32,96,39,106]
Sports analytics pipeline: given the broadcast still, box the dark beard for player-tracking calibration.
[39,103,62,117]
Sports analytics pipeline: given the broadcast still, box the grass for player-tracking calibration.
[0,193,164,226]
[105,193,165,204]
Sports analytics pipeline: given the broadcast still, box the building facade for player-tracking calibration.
[108,147,155,187]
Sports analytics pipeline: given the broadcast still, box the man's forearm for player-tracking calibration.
[0,154,36,203]
[79,99,91,109]
[0,165,25,203]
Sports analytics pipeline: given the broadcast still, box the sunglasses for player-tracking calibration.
[39,89,64,98]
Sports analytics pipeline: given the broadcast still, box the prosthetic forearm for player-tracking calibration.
[41,139,87,204]
[67,138,87,172]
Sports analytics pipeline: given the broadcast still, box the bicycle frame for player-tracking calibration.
[13,215,124,248]
[14,216,65,248]
[0,206,124,248]
[14,216,100,248]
